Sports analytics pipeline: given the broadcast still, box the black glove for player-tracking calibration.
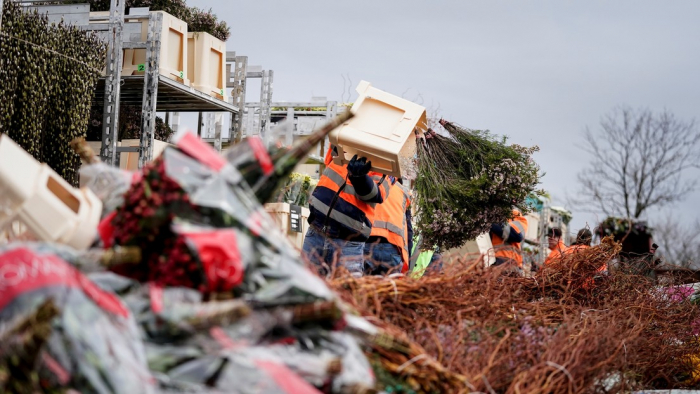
[347,154,372,177]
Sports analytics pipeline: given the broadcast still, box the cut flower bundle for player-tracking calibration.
[415,119,542,250]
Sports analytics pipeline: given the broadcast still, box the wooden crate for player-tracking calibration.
[119,139,172,171]
[264,203,310,250]
[187,31,227,101]
[90,10,189,85]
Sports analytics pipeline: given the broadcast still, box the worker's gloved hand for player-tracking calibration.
[347,155,372,177]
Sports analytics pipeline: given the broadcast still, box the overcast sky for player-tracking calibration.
[187,0,700,236]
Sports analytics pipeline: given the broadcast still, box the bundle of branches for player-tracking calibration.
[0,1,107,186]
[596,217,658,275]
[87,103,174,142]
[0,299,60,393]
[330,237,700,393]
[270,172,318,207]
[415,119,541,250]
[597,216,653,238]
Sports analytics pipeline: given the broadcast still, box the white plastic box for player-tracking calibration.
[443,233,496,267]
[524,211,540,244]
[90,10,189,85]
[0,221,28,243]
[264,203,310,250]
[0,134,102,250]
[187,32,227,101]
[328,80,427,178]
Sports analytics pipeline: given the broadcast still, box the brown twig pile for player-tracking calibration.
[331,237,700,393]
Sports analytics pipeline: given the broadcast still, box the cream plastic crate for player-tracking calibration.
[119,139,172,171]
[524,211,540,244]
[187,32,227,101]
[91,10,189,85]
[443,233,496,267]
[0,221,28,244]
[328,80,427,178]
[264,203,310,250]
[124,11,189,84]
[0,134,102,250]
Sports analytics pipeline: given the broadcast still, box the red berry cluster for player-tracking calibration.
[156,235,206,291]
[109,157,205,290]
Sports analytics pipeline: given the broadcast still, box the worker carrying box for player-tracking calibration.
[303,81,426,276]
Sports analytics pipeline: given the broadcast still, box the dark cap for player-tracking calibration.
[547,227,563,238]
[575,228,592,246]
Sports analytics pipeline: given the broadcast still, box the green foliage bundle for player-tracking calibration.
[88,103,174,142]
[87,0,230,41]
[186,6,229,41]
[597,216,653,238]
[416,120,542,250]
[0,1,107,186]
[0,300,60,393]
[270,172,318,207]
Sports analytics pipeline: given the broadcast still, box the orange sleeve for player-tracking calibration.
[324,147,333,165]
[545,241,568,265]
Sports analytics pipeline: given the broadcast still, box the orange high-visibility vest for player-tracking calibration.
[309,148,390,239]
[491,209,528,267]
[545,240,568,265]
[369,182,411,271]
[562,244,587,257]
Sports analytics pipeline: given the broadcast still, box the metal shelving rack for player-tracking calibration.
[191,51,250,151]
[240,100,338,143]
[96,0,125,166]
[196,55,277,151]
[89,7,241,167]
[238,65,274,143]
[12,0,242,167]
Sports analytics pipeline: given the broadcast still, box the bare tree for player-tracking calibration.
[340,73,353,103]
[575,107,700,219]
[654,215,700,268]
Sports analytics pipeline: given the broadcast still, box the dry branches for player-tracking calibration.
[330,237,700,393]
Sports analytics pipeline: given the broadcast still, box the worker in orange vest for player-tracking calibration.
[563,228,593,256]
[490,208,528,269]
[544,227,568,265]
[364,178,413,275]
[562,228,608,273]
[303,148,391,276]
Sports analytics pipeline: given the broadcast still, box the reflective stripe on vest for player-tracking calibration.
[491,209,528,267]
[511,220,526,236]
[310,195,372,239]
[315,162,376,217]
[312,147,390,239]
[376,175,391,201]
[322,146,389,203]
[369,183,410,266]
[373,220,405,237]
[321,165,388,208]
